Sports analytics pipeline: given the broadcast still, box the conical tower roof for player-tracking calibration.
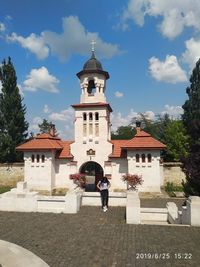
[77,51,109,79]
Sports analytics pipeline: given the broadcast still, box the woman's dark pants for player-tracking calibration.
[100,189,109,208]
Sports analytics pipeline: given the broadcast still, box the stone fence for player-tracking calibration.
[0,163,24,187]
[163,162,186,186]
[0,162,186,187]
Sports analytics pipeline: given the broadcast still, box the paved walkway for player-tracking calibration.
[0,199,199,267]
[0,240,49,267]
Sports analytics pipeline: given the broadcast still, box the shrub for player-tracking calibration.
[70,173,86,188]
[122,174,143,191]
[0,186,12,194]
[165,182,183,193]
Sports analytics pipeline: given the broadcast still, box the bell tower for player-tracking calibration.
[76,41,109,104]
[71,42,112,146]
[71,42,113,169]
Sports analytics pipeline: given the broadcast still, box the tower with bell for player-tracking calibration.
[71,41,113,171]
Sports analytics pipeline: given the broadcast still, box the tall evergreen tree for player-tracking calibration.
[0,57,29,162]
[182,59,200,196]
[38,119,53,134]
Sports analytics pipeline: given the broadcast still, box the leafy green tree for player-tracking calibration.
[38,119,52,134]
[162,120,189,162]
[138,114,188,162]
[113,113,188,162]
[181,59,200,196]
[111,126,135,140]
[0,57,28,162]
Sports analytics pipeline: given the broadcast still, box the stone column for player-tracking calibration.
[187,196,200,226]
[126,191,140,224]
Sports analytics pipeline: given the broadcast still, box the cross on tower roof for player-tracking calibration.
[91,39,96,52]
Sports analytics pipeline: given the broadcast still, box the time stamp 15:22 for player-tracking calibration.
[136,253,192,260]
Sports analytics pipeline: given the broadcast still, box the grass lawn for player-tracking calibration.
[0,186,12,194]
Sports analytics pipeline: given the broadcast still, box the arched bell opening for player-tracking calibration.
[87,79,96,95]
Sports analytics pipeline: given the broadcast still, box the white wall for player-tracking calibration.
[55,159,77,189]
[24,151,55,191]
[110,159,128,190]
[71,107,113,173]
[127,150,162,192]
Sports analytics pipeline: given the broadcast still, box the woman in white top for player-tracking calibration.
[97,176,110,212]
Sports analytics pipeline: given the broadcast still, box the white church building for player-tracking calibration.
[17,50,166,193]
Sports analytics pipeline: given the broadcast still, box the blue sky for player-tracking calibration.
[1,0,200,139]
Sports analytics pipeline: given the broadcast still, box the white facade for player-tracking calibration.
[18,52,165,193]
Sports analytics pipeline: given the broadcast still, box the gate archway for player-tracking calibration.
[80,161,104,192]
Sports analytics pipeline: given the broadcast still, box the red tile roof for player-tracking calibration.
[56,141,74,159]
[71,102,113,112]
[109,130,166,158]
[109,140,127,158]
[16,133,74,159]
[122,130,166,149]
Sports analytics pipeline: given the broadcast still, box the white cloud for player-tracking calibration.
[121,0,200,39]
[149,55,187,83]
[23,67,60,93]
[6,16,121,61]
[43,104,51,114]
[30,116,43,132]
[48,107,74,121]
[182,38,200,71]
[143,111,155,120]
[114,91,124,98]
[111,109,139,131]
[0,23,6,32]
[48,107,75,139]
[42,16,121,60]
[161,104,183,118]
[7,32,49,59]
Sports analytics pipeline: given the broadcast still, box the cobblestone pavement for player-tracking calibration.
[141,198,186,210]
[0,200,199,267]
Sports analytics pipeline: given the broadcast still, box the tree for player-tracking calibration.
[162,120,189,162]
[181,59,200,196]
[38,119,53,134]
[111,126,135,140]
[0,57,28,162]
[113,113,188,162]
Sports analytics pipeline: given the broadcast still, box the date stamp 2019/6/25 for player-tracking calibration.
[136,252,192,260]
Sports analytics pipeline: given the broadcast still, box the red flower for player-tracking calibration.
[122,174,143,190]
[70,173,86,188]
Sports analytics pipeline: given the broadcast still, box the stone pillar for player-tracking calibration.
[166,202,178,224]
[126,191,140,224]
[64,190,83,213]
[187,196,200,226]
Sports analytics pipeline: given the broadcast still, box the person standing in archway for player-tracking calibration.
[97,176,110,212]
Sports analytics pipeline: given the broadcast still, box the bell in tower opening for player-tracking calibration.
[76,41,109,104]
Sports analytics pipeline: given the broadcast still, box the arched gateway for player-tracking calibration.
[80,161,104,192]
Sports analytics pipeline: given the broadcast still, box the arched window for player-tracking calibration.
[31,154,35,163]
[41,155,45,163]
[89,112,93,121]
[95,112,99,121]
[87,79,95,94]
[147,153,152,163]
[136,154,140,163]
[142,154,146,163]
[36,154,40,163]
[83,113,87,121]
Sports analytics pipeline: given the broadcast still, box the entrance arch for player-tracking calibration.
[80,161,104,192]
